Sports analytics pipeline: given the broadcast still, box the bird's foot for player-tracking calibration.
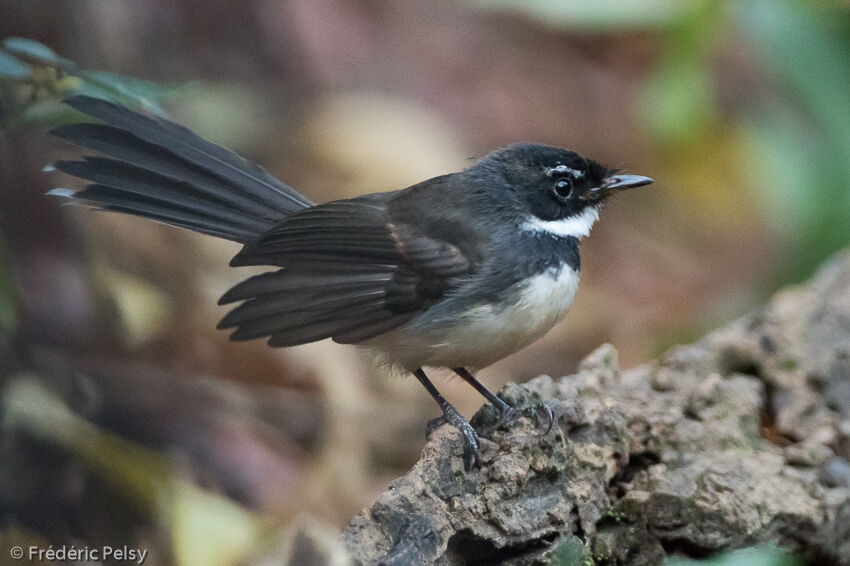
[482,399,555,436]
[520,402,555,435]
[426,406,480,471]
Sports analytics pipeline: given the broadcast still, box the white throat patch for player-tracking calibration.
[522,206,599,239]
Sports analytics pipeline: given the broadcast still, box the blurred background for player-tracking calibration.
[1,0,849,564]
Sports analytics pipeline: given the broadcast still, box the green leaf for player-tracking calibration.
[2,377,173,506]
[641,60,714,143]
[1,37,74,69]
[3,378,264,566]
[473,0,706,32]
[549,535,586,566]
[11,99,77,128]
[72,70,180,116]
[0,50,30,79]
[0,236,16,330]
[171,483,263,566]
[736,0,850,168]
[638,1,723,144]
[735,0,850,281]
[665,544,800,566]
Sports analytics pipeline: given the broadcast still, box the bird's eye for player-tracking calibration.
[553,178,573,201]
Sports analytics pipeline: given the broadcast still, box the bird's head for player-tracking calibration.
[475,143,652,238]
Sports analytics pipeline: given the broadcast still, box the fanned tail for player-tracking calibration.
[49,95,312,243]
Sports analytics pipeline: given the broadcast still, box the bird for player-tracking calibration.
[48,95,652,470]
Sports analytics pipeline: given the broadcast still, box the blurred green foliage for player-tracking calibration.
[666,545,801,566]
[0,37,181,129]
[549,539,800,566]
[3,378,266,566]
[0,41,259,566]
[476,0,850,287]
[548,535,586,565]
[0,49,33,79]
[1,37,74,69]
[640,1,725,145]
[0,234,14,330]
[0,37,185,339]
[648,0,850,284]
[736,0,850,282]
[475,0,706,31]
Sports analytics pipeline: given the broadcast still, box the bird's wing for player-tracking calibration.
[218,196,473,346]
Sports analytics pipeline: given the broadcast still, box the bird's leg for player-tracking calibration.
[413,368,480,470]
[451,367,510,413]
[453,367,554,434]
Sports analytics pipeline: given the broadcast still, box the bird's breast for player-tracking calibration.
[365,264,580,371]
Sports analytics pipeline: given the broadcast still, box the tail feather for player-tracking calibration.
[61,96,312,212]
[53,184,260,242]
[50,96,312,243]
[51,124,284,219]
[54,158,264,230]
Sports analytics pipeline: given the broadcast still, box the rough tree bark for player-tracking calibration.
[341,250,850,565]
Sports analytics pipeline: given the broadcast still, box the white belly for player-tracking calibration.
[364,265,580,371]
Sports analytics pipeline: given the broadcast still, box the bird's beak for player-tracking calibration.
[587,174,653,200]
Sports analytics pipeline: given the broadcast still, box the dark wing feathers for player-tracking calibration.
[268,309,410,348]
[218,286,387,328]
[235,200,395,265]
[218,267,395,304]
[331,314,418,345]
[228,298,388,342]
[217,197,473,346]
[50,96,473,347]
[388,222,471,276]
[219,268,410,345]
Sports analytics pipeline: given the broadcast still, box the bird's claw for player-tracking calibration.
[528,402,555,435]
[427,407,480,471]
[425,415,446,438]
[493,401,554,435]
[425,401,551,471]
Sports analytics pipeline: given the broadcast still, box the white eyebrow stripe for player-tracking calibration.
[522,206,599,238]
[546,164,583,178]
